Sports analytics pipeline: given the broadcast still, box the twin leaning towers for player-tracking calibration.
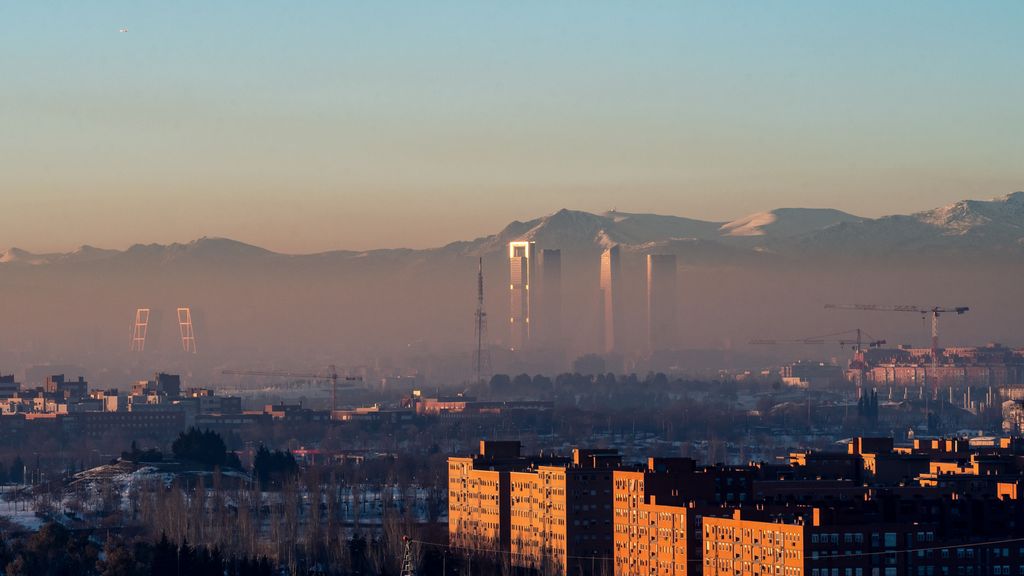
[129,307,198,354]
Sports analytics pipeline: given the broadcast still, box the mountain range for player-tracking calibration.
[3,192,1022,266]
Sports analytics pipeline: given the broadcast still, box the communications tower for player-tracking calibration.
[474,257,491,385]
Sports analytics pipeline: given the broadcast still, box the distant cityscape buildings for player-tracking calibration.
[505,241,679,362]
[508,241,536,351]
[646,254,677,353]
[599,244,623,355]
[539,248,562,347]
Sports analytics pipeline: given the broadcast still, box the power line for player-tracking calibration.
[407,538,614,563]
[411,534,1024,565]
[810,536,1024,560]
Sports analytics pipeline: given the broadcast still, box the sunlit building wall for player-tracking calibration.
[509,241,536,351]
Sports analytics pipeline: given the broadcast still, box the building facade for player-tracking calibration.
[600,245,623,355]
[539,248,563,347]
[509,241,536,351]
[646,254,678,354]
[509,448,619,576]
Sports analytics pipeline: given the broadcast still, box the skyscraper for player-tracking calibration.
[599,245,623,354]
[646,254,677,353]
[508,240,535,351]
[539,248,562,346]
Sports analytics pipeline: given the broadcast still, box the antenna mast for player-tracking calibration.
[473,257,491,385]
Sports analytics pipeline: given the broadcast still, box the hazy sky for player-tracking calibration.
[2,2,1022,253]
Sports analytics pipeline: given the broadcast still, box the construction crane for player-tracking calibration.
[824,304,968,365]
[221,364,362,412]
[750,328,885,352]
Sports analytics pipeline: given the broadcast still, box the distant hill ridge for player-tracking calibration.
[2,192,1023,265]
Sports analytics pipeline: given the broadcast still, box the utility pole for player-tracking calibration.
[401,536,416,576]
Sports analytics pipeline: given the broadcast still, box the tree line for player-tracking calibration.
[0,523,276,576]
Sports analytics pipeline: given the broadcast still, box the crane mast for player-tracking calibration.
[221,364,362,412]
[750,328,885,352]
[824,304,969,393]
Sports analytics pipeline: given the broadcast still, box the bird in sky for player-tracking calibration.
[118,27,128,33]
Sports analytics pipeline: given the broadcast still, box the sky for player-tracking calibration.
[1,2,1022,253]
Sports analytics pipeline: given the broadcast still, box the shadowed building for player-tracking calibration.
[508,241,536,351]
[539,248,562,346]
[646,254,678,353]
[600,245,623,355]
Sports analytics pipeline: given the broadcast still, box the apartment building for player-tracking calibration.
[509,448,620,576]
[454,436,1024,576]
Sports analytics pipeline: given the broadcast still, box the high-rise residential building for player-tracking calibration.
[600,245,623,354]
[508,448,620,576]
[454,435,1024,576]
[613,458,699,576]
[612,457,755,576]
[448,440,529,554]
[646,254,678,353]
[539,248,562,346]
[448,441,571,560]
[508,241,536,351]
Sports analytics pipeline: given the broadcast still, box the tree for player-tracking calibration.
[252,446,298,488]
[151,534,177,576]
[9,456,24,484]
[98,537,142,576]
[122,441,163,463]
[511,373,533,391]
[531,375,553,393]
[5,523,98,576]
[171,428,241,469]
[488,374,511,393]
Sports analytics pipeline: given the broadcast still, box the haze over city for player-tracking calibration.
[3,3,1024,576]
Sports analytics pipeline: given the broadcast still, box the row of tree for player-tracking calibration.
[0,523,276,576]
[0,456,26,484]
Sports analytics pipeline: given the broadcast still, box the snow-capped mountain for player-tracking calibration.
[793,192,1024,253]
[455,206,862,256]
[720,208,864,238]
[915,192,1024,237]
[0,247,57,265]
[2,192,1022,266]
